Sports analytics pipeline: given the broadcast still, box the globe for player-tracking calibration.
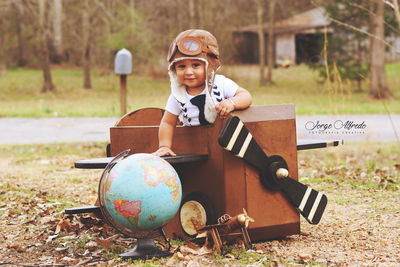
[98,152,182,236]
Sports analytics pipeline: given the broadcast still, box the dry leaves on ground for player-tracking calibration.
[0,142,399,266]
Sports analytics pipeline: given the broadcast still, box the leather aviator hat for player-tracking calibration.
[167,29,221,124]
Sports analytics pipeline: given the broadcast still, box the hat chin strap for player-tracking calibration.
[168,57,217,124]
[168,69,187,104]
[204,71,217,123]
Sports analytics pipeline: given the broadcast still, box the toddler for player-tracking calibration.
[154,29,252,157]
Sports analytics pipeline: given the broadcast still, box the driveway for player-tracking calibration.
[0,114,399,144]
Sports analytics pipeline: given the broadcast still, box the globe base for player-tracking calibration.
[120,238,171,259]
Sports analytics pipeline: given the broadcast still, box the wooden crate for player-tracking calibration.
[109,105,299,241]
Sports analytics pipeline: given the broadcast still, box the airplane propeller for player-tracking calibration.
[237,208,255,228]
[218,116,328,225]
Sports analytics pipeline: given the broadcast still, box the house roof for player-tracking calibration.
[235,7,330,35]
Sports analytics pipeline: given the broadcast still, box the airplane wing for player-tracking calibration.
[74,154,208,169]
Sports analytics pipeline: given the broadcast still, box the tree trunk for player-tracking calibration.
[82,0,91,89]
[356,37,362,91]
[39,0,55,93]
[12,0,26,66]
[130,0,135,17]
[356,15,363,92]
[52,0,63,63]
[369,0,391,99]
[188,0,195,28]
[266,0,276,84]
[256,0,266,85]
[0,11,4,75]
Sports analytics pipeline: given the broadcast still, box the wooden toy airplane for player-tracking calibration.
[66,105,342,241]
[195,209,255,254]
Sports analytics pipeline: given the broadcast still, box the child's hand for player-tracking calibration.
[215,98,235,119]
[153,146,176,157]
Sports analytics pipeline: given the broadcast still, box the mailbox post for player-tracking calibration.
[114,48,132,116]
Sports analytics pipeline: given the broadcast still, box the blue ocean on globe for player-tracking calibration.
[101,153,182,232]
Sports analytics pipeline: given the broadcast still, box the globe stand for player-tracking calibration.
[120,238,171,259]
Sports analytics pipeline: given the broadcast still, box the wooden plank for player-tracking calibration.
[74,154,208,169]
[231,104,295,122]
[163,120,227,237]
[115,107,164,126]
[110,126,209,156]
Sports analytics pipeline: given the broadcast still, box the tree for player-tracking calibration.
[38,0,55,93]
[369,0,392,99]
[310,1,369,91]
[51,0,64,63]
[267,0,277,84]
[256,0,266,85]
[0,3,7,75]
[11,0,26,66]
[82,0,91,89]
[188,0,196,28]
[0,0,321,73]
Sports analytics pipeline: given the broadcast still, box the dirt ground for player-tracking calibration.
[0,143,399,266]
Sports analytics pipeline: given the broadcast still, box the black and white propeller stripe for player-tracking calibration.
[218,116,327,225]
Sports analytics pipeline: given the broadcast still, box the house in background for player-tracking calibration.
[233,7,400,65]
[233,8,330,65]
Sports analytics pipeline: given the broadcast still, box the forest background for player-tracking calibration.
[1,0,400,265]
[1,0,399,103]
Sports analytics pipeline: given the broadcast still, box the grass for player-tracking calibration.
[0,63,399,117]
[1,141,399,264]
[298,142,400,191]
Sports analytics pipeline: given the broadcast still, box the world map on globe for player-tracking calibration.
[99,153,182,233]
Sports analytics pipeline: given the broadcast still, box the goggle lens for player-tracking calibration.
[168,36,205,61]
[183,40,200,52]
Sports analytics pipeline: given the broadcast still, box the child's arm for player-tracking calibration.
[215,87,252,118]
[153,111,178,157]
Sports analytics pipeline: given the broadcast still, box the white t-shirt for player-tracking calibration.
[165,74,239,126]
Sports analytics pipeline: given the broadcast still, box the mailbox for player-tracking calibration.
[114,48,132,116]
[114,48,132,75]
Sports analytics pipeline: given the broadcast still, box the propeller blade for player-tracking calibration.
[219,116,328,225]
[279,177,327,225]
[218,116,269,171]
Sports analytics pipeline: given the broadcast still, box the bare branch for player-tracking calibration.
[383,0,395,9]
[350,2,400,35]
[329,16,399,53]
[311,0,400,53]
[388,0,400,28]
[92,0,114,23]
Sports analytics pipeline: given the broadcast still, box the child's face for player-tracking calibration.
[175,59,206,90]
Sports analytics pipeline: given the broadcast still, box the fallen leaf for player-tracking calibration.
[55,218,72,234]
[180,245,199,255]
[299,252,311,260]
[86,241,98,250]
[166,253,177,266]
[176,251,185,260]
[60,256,74,262]
[46,234,59,243]
[96,238,113,252]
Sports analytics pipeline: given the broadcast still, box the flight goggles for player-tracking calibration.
[167,36,215,62]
